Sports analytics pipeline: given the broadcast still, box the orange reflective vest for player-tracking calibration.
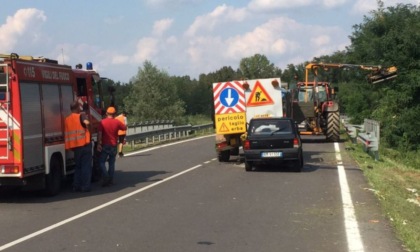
[116,115,127,135]
[64,113,91,150]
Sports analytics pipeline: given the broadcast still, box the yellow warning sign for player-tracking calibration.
[215,112,246,134]
[219,123,229,133]
[247,81,274,106]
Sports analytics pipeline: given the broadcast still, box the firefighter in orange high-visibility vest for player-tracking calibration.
[115,111,127,158]
[65,101,92,192]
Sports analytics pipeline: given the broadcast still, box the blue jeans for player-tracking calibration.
[73,142,93,190]
[99,144,117,180]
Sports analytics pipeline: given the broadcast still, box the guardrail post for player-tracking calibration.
[342,117,364,144]
[356,119,380,161]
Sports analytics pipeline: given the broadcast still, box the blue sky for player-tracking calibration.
[0,0,418,83]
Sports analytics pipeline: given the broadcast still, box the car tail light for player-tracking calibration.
[293,138,299,148]
[243,140,250,150]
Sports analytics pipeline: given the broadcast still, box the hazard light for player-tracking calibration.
[242,81,249,90]
[86,62,93,70]
[271,79,279,88]
[216,142,228,151]
[1,165,20,174]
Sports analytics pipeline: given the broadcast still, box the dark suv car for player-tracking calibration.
[243,117,303,172]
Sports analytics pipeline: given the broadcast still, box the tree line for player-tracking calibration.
[106,1,420,152]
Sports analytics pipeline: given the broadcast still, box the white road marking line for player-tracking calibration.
[0,164,203,251]
[334,142,365,252]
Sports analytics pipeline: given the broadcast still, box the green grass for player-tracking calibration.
[342,133,420,252]
[175,114,213,126]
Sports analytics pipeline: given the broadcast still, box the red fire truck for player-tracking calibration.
[0,53,108,195]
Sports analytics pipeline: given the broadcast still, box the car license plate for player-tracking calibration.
[261,152,282,158]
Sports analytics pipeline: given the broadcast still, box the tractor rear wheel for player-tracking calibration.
[326,111,340,142]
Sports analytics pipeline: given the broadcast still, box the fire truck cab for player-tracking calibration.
[0,53,107,195]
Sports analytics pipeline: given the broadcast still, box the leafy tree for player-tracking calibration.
[281,64,301,89]
[171,75,194,114]
[239,54,281,79]
[124,61,185,123]
[113,81,133,114]
[346,2,420,150]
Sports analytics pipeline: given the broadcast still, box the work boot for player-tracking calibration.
[118,152,124,158]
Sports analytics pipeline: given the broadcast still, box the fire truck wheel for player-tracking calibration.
[44,156,62,196]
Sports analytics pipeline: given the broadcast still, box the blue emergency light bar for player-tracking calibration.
[86,62,93,70]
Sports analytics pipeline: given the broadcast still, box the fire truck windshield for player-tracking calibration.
[0,88,5,100]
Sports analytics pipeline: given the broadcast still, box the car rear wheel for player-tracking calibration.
[245,161,253,171]
[293,151,304,172]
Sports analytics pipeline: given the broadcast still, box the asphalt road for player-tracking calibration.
[0,135,405,252]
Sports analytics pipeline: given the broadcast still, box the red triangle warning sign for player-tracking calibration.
[218,123,230,133]
[246,81,274,106]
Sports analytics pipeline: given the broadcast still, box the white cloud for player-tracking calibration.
[0,8,46,52]
[224,17,301,59]
[185,4,247,37]
[134,37,159,63]
[248,0,350,11]
[322,0,347,8]
[67,3,351,81]
[248,0,314,10]
[145,0,203,8]
[153,18,173,37]
[112,55,130,64]
[166,36,177,44]
[271,39,294,54]
[352,0,419,15]
[351,0,378,14]
[181,14,349,75]
[311,35,331,47]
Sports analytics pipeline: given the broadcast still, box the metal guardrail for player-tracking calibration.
[125,123,214,148]
[342,117,380,160]
[127,120,174,135]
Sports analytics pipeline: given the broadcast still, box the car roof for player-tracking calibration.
[250,117,293,122]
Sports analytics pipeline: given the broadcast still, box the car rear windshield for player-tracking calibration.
[248,119,292,136]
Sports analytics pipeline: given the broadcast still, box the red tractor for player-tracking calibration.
[288,63,397,142]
